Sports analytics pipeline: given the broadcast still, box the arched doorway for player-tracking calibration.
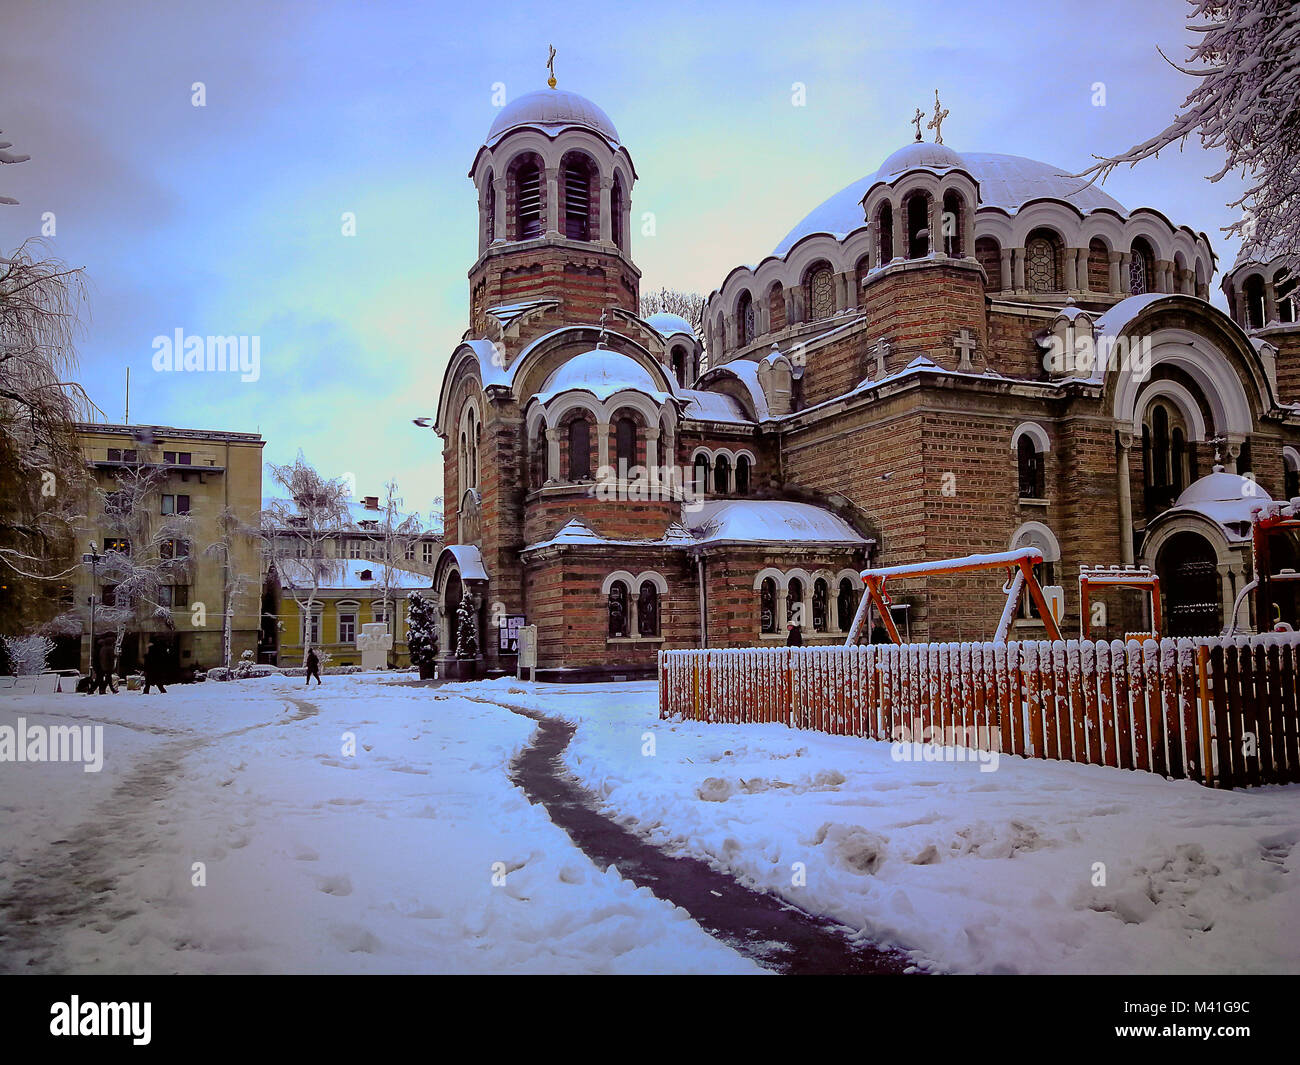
[1156,532,1221,636]
[444,571,463,653]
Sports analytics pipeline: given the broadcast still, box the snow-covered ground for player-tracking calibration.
[0,676,759,974]
[446,678,1300,975]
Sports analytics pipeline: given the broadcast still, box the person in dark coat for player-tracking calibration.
[786,623,803,646]
[304,646,322,686]
[94,636,118,694]
[142,638,169,694]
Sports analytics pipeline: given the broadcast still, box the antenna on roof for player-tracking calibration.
[546,45,557,89]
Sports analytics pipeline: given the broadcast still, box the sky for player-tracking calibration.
[0,0,1248,515]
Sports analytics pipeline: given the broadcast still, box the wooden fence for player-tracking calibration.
[658,635,1300,788]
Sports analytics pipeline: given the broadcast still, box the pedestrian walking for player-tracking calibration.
[94,635,119,694]
[142,638,169,694]
[305,646,322,686]
[786,622,803,646]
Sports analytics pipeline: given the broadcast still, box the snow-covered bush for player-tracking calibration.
[407,590,439,678]
[207,667,232,682]
[233,648,258,679]
[2,634,54,676]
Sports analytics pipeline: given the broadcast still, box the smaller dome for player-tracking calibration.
[878,140,967,177]
[487,89,620,145]
[644,312,695,339]
[536,349,670,404]
[1176,467,1272,507]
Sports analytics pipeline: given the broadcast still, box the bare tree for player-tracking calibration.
[1077,1,1300,269]
[204,505,260,669]
[263,453,349,663]
[376,479,422,668]
[640,287,705,331]
[0,239,91,634]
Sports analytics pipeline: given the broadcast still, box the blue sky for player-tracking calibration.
[0,0,1246,514]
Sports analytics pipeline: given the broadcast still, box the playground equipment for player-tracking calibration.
[1078,564,1160,642]
[1228,501,1300,635]
[845,547,1062,645]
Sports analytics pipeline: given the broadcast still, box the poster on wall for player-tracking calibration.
[499,614,526,653]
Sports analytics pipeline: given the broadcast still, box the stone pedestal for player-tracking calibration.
[357,622,393,670]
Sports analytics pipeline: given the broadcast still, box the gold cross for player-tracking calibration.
[547,45,557,89]
[927,89,949,145]
[910,107,924,142]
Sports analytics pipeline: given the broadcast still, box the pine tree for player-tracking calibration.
[455,595,477,658]
[406,589,438,678]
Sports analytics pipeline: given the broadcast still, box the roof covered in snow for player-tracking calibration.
[438,544,489,582]
[686,500,868,546]
[644,312,696,339]
[1159,468,1273,542]
[534,348,672,405]
[678,388,750,424]
[486,89,620,146]
[276,558,430,592]
[773,150,1128,256]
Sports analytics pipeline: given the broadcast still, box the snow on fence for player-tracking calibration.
[658,635,1300,789]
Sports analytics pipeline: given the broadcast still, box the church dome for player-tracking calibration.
[773,150,1128,256]
[644,312,695,339]
[487,89,620,145]
[1175,467,1272,508]
[535,349,670,404]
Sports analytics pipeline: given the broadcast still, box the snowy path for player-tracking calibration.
[500,697,915,973]
[0,678,761,974]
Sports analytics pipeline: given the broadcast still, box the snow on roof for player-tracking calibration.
[697,359,770,420]
[678,388,751,424]
[535,348,672,404]
[644,312,696,339]
[439,544,489,581]
[277,558,430,592]
[686,500,868,546]
[773,150,1127,257]
[1161,468,1273,542]
[486,89,620,146]
[521,518,693,553]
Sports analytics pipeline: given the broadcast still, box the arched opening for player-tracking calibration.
[567,416,592,481]
[878,203,894,263]
[713,454,731,495]
[759,577,778,634]
[812,578,829,633]
[513,159,542,241]
[941,190,964,257]
[445,571,463,654]
[1017,434,1045,498]
[737,290,755,345]
[1142,401,1189,515]
[483,170,495,244]
[905,193,930,259]
[671,347,686,387]
[1025,228,1062,292]
[975,237,1002,291]
[614,415,637,473]
[611,174,625,250]
[1129,237,1155,295]
[694,453,710,496]
[735,455,751,495]
[1156,531,1222,637]
[786,577,804,629]
[1276,269,1297,324]
[561,154,595,241]
[836,577,857,632]
[637,580,660,637]
[805,263,834,321]
[1244,274,1266,329]
[529,422,547,489]
[1087,238,1110,292]
[607,579,630,638]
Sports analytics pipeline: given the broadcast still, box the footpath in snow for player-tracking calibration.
[0,675,759,974]
[451,678,1300,975]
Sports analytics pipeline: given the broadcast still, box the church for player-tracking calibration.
[432,76,1300,679]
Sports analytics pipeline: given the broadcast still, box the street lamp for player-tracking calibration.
[81,541,101,676]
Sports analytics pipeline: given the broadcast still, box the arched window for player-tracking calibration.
[976,237,1002,290]
[484,171,495,243]
[1152,404,1170,489]
[568,417,591,480]
[515,161,542,240]
[806,265,834,320]
[812,578,829,633]
[694,453,709,496]
[637,580,660,637]
[735,455,750,495]
[760,577,778,634]
[878,203,894,263]
[1277,270,1297,324]
[615,416,637,472]
[713,454,731,495]
[1026,230,1060,292]
[941,190,963,257]
[672,348,685,386]
[906,194,930,259]
[787,577,804,628]
[563,156,593,241]
[607,580,629,638]
[1130,239,1155,295]
[611,176,624,250]
[1017,434,1044,498]
[1244,274,1266,329]
[836,577,857,632]
[738,291,755,345]
[1011,524,1061,621]
[530,424,547,489]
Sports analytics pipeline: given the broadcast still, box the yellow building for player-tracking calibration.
[72,422,265,675]
[268,558,431,667]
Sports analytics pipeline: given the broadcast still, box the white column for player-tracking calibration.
[1013,248,1026,291]
[597,421,610,473]
[492,175,505,245]
[545,428,559,482]
[598,176,612,245]
[1064,248,1078,291]
[1109,251,1122,294]
[544,167,560,236]
[999,248,1012,293]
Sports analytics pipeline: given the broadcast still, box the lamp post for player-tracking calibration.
[81,541,101,676]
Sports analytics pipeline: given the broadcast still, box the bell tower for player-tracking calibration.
[466,68,640,349]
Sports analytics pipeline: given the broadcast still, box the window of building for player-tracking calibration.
[760,577,778,634]
[837,577,857,632]
[906,194,930,259]
[1026,234,1058,292]
[713,454,731,495]
[373,603,388,628]
[1130,239,1155,296]
[812,578,829,633]
[107,448,121,462]
[1017,435,1045,498]
[161,494,190,515]
[422,541,435,564]
[104,537,130,555]
[178,452,191,465]
[347,539,363,559]
[568,418,591,480]
[787,577,804,628]
[807,265,834,320]
[160,538,189,560]
[637,580,660,637]
[516,161,542,240]
[563,158,592,241]
[101,583,118,607]
[163,451,174,464]
[1244,274,1266,329]
[694,454,709,496]
[339,612,356,645]
[159,585,189,609]
[942,190,963,257]
[607,580,629,638]
[611,177,624,250]
[615,416,637,472]
[672,348,686,387]
[738,291,755,345]
[735,455,750,495]
[484,172,495,243]
[878,203,894,263]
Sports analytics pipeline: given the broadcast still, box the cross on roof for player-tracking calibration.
[873,338,890,378]
[954,328,977,370]
[927,89,949,145]
[546,45,557,89]
[910,107,924,142]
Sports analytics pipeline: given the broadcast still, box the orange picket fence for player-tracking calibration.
[658,635,1300,788]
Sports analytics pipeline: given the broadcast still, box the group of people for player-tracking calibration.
[86,635,171,694]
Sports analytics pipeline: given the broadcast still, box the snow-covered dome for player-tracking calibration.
[773,150,1128,256]
[535,349,670,404]
[1166,466,1272,540]
[487,89,620,145]
[644,312,695,339]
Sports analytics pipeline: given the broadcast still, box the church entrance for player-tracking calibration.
[1156,532,1222,637]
